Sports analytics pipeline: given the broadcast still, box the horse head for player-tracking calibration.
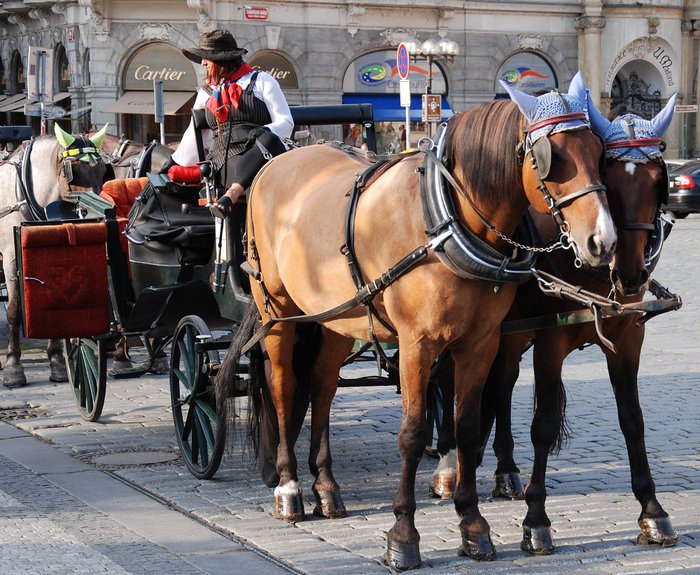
[574,79,677,295]
[500,75,617,269]
[54,123,109,194]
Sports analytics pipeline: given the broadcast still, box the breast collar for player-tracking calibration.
[420,123,538,284]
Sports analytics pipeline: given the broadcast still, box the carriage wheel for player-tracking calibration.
[170,315,224,479]
[63,337,107,422]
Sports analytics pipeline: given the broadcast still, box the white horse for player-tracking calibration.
[0,123,108,388]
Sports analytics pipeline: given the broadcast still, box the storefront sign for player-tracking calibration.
[248,51,298,90]
[123,42,196,92]
[342,49,447,95]
[496,52,556,94]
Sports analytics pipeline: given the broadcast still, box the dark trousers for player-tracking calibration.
[222,131,287,190]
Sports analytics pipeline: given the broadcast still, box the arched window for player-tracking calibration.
[11,50,25,93]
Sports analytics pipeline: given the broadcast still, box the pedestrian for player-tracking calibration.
[164,29,294,218]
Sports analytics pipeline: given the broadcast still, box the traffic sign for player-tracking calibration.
[397,43,410,80]
[24,102,66,118]
[674,104,697,113]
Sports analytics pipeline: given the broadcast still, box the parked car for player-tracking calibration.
[665,158,700,218]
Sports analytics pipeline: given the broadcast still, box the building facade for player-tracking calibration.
[0,0,696,157]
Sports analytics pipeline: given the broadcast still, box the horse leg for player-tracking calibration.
[2,259,26,388]
[452,339,498,562]
[308,328,352,518]
[485,335,527,500]
[603,327,677,547]
[150,336,169,373]
[265,322,307,522]
[384,342,437,571]
[47,338,68,382]
[521,337,567,555]
[429,356,457,500]
[109,336,133,371]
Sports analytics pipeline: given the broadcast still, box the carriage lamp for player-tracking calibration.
[406,36,459,137]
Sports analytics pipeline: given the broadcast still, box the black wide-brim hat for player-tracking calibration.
[182,29,248,64]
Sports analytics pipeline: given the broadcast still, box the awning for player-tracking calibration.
[105,91,193,115]
[65,105,92,118]
[0,93,28,113]
[52,92,71,103]
[342,94,453,122]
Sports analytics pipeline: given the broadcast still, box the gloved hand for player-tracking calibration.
[210,195,233,219]
[246,125,270,145]
[158,157,178,175]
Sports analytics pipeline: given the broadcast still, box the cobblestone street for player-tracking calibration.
[0,216,699,574]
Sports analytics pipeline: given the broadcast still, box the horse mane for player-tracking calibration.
[445,100,522,205]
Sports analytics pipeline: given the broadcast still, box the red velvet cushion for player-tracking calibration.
[21,222,110,339]
[168,165,201,184]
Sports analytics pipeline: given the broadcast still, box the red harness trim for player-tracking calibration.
[605,137,662,150]
[527,112,587,133]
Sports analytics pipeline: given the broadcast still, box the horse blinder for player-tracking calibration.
[530,136,552,180]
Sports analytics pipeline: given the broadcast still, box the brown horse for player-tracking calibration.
[0,124,109,388]
[217,79,617,569]
[431,81,680,555]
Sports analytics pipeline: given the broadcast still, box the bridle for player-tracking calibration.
[59,135,103,185]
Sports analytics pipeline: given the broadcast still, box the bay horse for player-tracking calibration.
[430,80,680,554]
[217,78,617,569]
[0,124,108,388]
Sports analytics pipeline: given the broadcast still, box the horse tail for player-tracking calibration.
[551,379,572,455]
[215,300,259,451]
[247,320,322,487]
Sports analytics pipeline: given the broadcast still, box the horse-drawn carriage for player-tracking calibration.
[6,74,686,569]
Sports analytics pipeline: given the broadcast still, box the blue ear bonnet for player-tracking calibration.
[528,92,590,143]
[603,114,663,163]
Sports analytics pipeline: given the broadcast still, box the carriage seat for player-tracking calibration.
[99,177,149,272]
[100,176,149,220]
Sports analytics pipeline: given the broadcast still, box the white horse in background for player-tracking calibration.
[0,123,108,388]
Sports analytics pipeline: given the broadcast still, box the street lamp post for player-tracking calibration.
[406,37,459,139]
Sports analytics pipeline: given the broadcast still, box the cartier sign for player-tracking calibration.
[124,42,196,92]
[248,51,298,90]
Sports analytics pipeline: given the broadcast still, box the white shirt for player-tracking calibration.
[171,70,294,167]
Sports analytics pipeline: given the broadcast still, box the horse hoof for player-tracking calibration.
[49,366,68,383]
[458,530,496,561]
[428,472,455,499]
[521,525,555,555]
[312,488,346,518]
[2,368,27,389]
[274,491,305,522]
[383,538,421,571]
[492,472,525,500]
[150,356,169,374]
[111,359,133,371]
[637,517,678,547]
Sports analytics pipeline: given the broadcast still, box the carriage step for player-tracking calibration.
[109,365,151,379]
[338,375,391,388]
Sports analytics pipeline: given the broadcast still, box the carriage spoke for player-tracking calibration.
[194,401,216,452]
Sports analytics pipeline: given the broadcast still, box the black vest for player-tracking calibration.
[205,72,272,170]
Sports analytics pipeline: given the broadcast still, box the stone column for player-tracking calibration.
[574,14,606,109]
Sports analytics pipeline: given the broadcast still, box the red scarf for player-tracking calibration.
[206,63,255,122]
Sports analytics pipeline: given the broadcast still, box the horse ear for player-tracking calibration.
[585,89,611,137]
[568,71,586,100]
[499,79,538,122]
[650,93,677,137]
[54,123,75,149]
[89,123,109,149]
